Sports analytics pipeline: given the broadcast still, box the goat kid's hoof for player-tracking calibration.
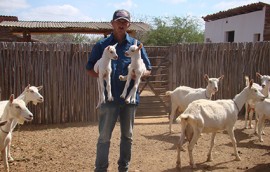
[107,97,114,101]
[125,100,131,104]
[259,138,264,142]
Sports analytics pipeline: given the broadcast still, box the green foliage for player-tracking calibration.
[142,16,204,46]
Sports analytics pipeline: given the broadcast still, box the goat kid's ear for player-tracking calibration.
[249,79,254,88]
[219,75,224,80]
[204,74,209,81]
[256,72,262,79]
[113,43,118,47]
[25,84,30,90]
[138,43,143,50]
[37,85,43,91]
[134,40,137,46]
[9,94,14,104]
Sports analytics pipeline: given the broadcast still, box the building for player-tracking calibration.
[0,15,150,42]
[202,2,270,43]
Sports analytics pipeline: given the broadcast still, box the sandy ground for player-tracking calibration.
[1,115,270,172]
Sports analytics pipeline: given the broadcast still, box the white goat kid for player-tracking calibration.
[254,99,270,142]
[0,94,33,172]
[176,80,265,169]
[244,73,270,129]
[0,84,43,161]
[119,40,146,104]
[166,74,224,133]
[94,43,118,108]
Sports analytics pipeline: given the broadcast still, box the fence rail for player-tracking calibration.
[1,42,270,124]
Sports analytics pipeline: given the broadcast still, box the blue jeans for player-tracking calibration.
[95,102,137,172]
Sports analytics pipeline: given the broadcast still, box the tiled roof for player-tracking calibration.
[0,20,150,34]
[202,2,270,22]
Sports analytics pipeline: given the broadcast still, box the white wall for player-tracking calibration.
[204,7,266,43]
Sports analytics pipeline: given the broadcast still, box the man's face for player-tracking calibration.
[111,19,130,34]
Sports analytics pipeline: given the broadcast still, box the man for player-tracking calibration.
[86,9,152,172]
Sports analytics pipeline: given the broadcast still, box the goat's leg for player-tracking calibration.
[120,72,132,100]
[248,109,254,129]
[2,148,9,172]
[176,119,188,168]
[169,104,177,134]
[7,139,14,162]
[105,75,113,102]
[207,132,216,162]
[244,103,249,128]
[96,78,102,108]
[126,76,141,104]
[258,114,265,142]
[188,128,200,168]
[227,128,241,161]
[98,77,106,104]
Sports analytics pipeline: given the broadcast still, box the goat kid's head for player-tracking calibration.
[125,40,143,57]
[7,94,33,124]
[204,74,224,94]
[256,72,270,88]
[247,79,266,102]
[24,84,44,105]
[105,43,118,60]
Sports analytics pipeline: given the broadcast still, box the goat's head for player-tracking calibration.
[256,72,270,89]
[24,84,44,105]
[105,43,118,60]
[204,74,224,94]
[125,40,143,57]
[7,94,33,124]
[247,79,266,102]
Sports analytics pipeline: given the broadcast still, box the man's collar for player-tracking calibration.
[109,32,132,44]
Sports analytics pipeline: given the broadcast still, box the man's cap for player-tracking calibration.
[112,9,130,22]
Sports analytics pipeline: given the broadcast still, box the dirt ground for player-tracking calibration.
[2,115,270,172]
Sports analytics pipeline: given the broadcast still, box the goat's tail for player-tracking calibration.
[176,113,189,123]
[245,76,250,87]
[165,91,173,97]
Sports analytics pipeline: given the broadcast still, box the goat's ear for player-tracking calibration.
[219,75,224,80]
[25,84,30,90]
[256,72,262,78]
[134,40,137,46]
[37,85,43,91]
[9,94,14,104]
[204,74,209,81]
[138,43,143,50]
[249,79,254,88]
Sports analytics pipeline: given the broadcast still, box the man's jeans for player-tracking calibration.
[95,102,137,172]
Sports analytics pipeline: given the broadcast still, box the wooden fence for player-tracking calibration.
[1,42,270,124]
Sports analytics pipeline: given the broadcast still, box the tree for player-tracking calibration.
[142,16,204,46]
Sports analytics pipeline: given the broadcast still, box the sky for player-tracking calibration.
[1,0,270,25]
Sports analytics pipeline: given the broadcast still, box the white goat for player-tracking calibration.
[94,43,118,108]
[0,84,43,161]
[244,73,270,129]
[166,74,224,133]
[0,94,33,172]
[254,99,270,142]
[119,40,146,104]
[176,80,265,169]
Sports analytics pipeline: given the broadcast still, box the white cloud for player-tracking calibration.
[0,0,29,13]
[109,0,138,9]
[160,0,186,4]
[19,4,92,21]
